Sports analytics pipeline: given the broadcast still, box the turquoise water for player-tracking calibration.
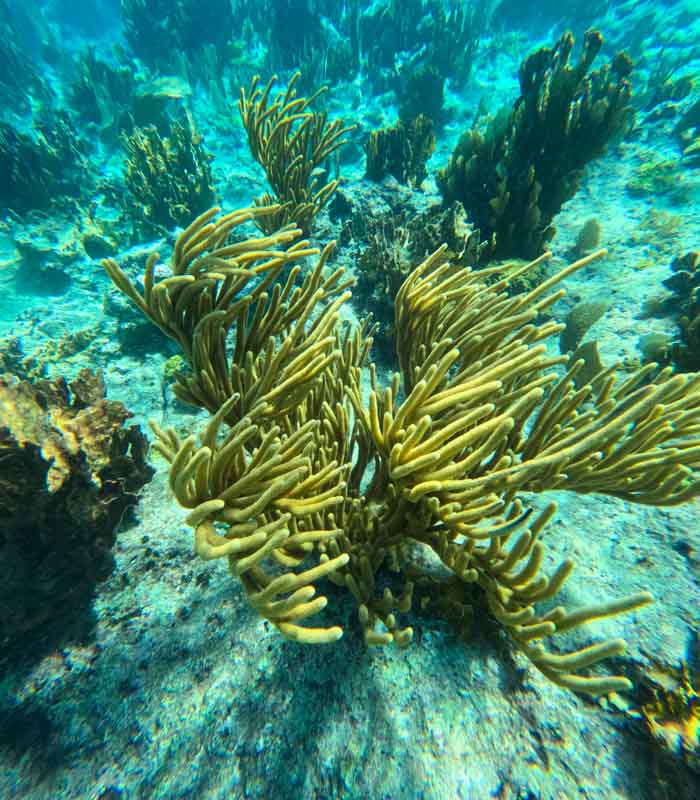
[0,2,699,798]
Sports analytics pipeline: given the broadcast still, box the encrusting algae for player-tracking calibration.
[103,204,700,696]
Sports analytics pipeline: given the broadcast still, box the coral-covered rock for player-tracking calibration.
[0,369,154,660]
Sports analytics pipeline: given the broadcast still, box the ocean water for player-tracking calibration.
[1,2,699,798]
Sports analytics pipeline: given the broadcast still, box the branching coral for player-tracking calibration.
[0,112,90,215]
[438,30,634,259]
[262,0,359,89]
[0,7,53,113]
[121,0,235,73]
[397,65,446,127]
[121,115,217,237]
[103,205,700,695]
[239,72,354,235]
[662,251,700,371]
[342,201,488,360]
[366,115,436,187]
[361,0,493,93]
[68,47,136,137]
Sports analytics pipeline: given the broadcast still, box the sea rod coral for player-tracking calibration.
[239,72,354,235]
[103,205,700,695]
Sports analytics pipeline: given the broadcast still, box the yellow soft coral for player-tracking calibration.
[103,206,700,695]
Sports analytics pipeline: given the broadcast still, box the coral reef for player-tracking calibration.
[662,251,700,371]
[121,0,235,74]
[0,112,90,216]
[675,98,700,166]
[121,115,217,237]
[239,72,354,235]
[104,204,700,695]
[365,115,435,187]
[221,0,491,104]
[0,369,153,660]
[343,201,488,360]
[438,30,634,259]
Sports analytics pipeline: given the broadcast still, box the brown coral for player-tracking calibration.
[438,30,633,258]
[0,369,154,659]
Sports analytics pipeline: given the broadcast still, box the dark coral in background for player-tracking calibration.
[439,30,634,259]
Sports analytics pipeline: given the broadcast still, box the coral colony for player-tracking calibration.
[2,6,700,795]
